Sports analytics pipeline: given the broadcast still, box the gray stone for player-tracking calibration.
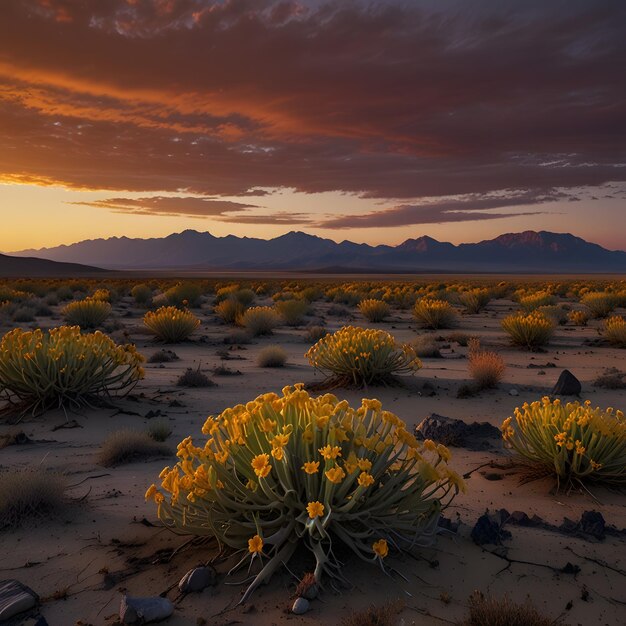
[415,413,501,450]
[0,579,39,621]
[509,388,519,396]
[552,369,582,396]
[120,595,175,624]
[292,597,310,615]
[179,566,216,593]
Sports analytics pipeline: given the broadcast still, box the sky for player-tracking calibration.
[0,0,625,252]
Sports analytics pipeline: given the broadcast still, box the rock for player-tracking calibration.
[292,597,310,615]
[179,566,217,593]
[552,369,582,396]
[415,414,501,450]
[120,595,175,624]
[470,512,511,546]
[509,388,519,396]
[0,580,39,621]
[580,510,606,540]
[509,511,531,526]
[301,584,319,601]
[421,381,437,397]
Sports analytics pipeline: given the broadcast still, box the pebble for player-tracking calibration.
[179,566,216,593]
[509,388,519,396]
[120,595,175,624]
[0,580,39,622]
[292,597,310,615]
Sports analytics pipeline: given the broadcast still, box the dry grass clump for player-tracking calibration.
[177,367,216,388]
[304,325,328,343]
[143,306,200,342]
[603,315,626,347]
[165,282,202,307]
[467,339,505,389]
[62,298,112,328]
[341,600,404,626]
[99,430,172,467]
[131,283,153,305]
[593,367,626,389]
[568,309,589,326]
[410,335,441,358]
[257,345,287,367]
[0,468,67,529]
[459,288,491,314]
[358,298,390,322]
[148,417,173,442]
[501,311,554,349]
[456,591,564,626]
[148,349,180,363]
[239,306,281,336]
[214,298,246,324]
[581,291,619,318]
[519,291,556,312]
[413,299,458,329]
[275,299,309,326]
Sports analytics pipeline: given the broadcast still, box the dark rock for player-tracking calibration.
[561,562,581,575]
[292,597,310,615]
[415,414,501,450]
[552,369,582,396]
[0,580,39,621]
[509,511,531,526]
[120,595,175,624]
[438,516,460,533]
[421,382,437,397]
[559,510,606,541]
[471,512,511,546]
[179,566,217,593]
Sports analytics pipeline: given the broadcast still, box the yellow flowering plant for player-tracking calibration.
[358,299,390,322]
[305,326,421,387]
[143,306,200,342]
[413,299,458,329]
[146,385,463,602]
[502,397,626,487]
[501,311,555,349]
[62,297,112,328]
[603,316,626,348]
[0,326,144,416]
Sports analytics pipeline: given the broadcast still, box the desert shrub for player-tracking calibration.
[304,325,328,343]
[581,291,619,318]
[147,349,179,363]
[165,282,202,307]
[62,298,112,328]
[0,326,144,415]
[12,306,36,323]
[55,285,74,301]
[90,288,111,301]
[358,299,390,322]
[306,326,421,386]
[146,386,464,602]
[148,418,173,442]
[34,302,53,317]
[410,335,441,358]
[501,311,554,349]
[502,397,626,487]
[413,299,458,330]
[0,468,67,529]
[143,306,200,342]
[445,331,475,347]
[233,288,257,307]
[467,339,505,389]
[536,305,568,326]
[519,291,556,312]
[257,345,287,367]
[300,286,323,302]
[99,430,172,467]
[568,309,589,326]
[456,591,562,626]
[603,315,626,347]
[327,304,350,317]
[459,288,491,314]
[223,328,252,344]
[275,299,309,326]
[593,368,626,389]
[215,284,239,303]
[177,367,216,388]
[131,283,153,305]
[214,298,246,324]
[239,306,281,336]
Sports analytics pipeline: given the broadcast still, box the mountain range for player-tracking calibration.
[9,230,626,273]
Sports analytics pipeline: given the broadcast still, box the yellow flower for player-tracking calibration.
[575,440,586,455]
[248,534,263,554]
[307,501,324,519]
[144,484,164,503]
[372,539,388,558]
[319,444,342,460]
[357,472,375,487]
[302,461,320,474]
[423,439,436,452]
[325,466,346,484]
[357,458,372,471]
[271,433,290,448]
[271,446,285,461]
[251,453,271,478]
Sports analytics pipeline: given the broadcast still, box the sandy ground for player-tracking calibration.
[1,290,625,625]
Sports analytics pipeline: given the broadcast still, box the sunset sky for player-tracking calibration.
[1,0,625,252]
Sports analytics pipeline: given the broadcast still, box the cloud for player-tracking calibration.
[316,191,558,229]
[0,0,624,206]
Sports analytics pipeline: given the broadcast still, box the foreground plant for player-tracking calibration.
[502,397,626,487]
[0,326,144,415]
[413,299,457,329]
[501,311,554,349]
[305,326,421,386]
[147,385,463,602]
[143,306,200,342]
[62,297,112,328]
[603,315,626,348]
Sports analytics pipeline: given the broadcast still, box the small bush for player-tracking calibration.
[177,367,216,387]
[223,329,252,344]
[233,288,257,307]
[257,345,287,367]
[148,349,180,363]
[467,339,505,389]
[581,291,619,318]
[99,430,172,467]
[536,305,568,325]
[144,306,200,342]
[410,335,441,358]
[214,298,246,324]
[593,367,626,389]
[568,310,588,326]
[275,299,309,326]
[306,326,421,386]
[165,282,202,307]
[12,306,36,323]
[304,325,328,343]
[62,298,112,328]
[502,397,626,487]
[131,283,153,306]
[519,291,556,312]
[457,591,563,626]
[501,312,554,349]
[239,306,280,336]
[0,468,67,530]
[414,299,458,329]
[459,288,491,314]
[603,315,626,347]
[445,331,475,347]
[358,299,390,322]
[148,418,173,442]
